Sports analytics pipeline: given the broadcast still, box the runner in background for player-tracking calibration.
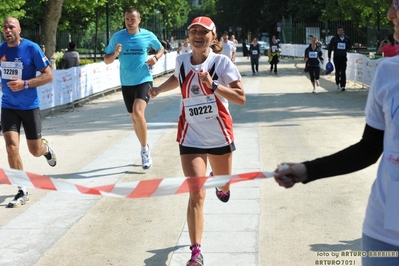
[104,7,164,170]
[178,36,192,54]
[248,37,260,75]
[230,34,239,46]
[221,31,236,63]
[328,26,351,91]
[304,36,324,93]
[268,35,280,74]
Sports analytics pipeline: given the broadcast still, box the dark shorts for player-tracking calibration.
[179,142,236,155]
[122,82,152,113]
[1,107,42,139]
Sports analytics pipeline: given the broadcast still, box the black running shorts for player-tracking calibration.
[179,142,236,155]
[121,82,152,113]
[1,107,43,140]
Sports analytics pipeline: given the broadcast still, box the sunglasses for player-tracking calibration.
[393,0,399,9]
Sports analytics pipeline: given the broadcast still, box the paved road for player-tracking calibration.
[0,55,376,266]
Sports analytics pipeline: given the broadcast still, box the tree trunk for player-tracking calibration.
[94,7,99,62]
[40,0,64,69]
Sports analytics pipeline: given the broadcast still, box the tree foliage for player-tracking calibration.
[0,0,394,61]
[315,0,391,28]
[213,0,264,38]
[0,0,26,22]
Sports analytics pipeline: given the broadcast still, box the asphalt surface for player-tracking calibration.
[0,54,376,266]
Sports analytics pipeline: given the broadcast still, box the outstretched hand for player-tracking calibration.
[274,163,308,188]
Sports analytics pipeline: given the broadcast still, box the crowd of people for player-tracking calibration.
[2,1,399,265]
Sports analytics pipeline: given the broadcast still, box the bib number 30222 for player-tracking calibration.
[183,94,219,123]
[188,105,213,116]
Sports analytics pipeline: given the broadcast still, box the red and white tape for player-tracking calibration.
[0,168,276,198]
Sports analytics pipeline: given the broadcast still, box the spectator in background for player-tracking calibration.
[242,38,249,57]
[268,35,280,74]
[328,26,351,91]
[161,39,172,53]
[40,44,45,53]
[221,31,236,63]
[377,34,399,57]
[62,42,80,69]
[161,40,169,53]
[248,37,260,75]
[375,40,380,52]
[165,39,172,52]
[177,36,191,54]
[230,34,238,46]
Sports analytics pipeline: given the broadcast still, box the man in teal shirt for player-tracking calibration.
[104,7,164,170]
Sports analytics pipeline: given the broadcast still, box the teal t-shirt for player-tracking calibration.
[105,28,162,86]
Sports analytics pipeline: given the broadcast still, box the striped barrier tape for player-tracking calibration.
[0,168,277,198]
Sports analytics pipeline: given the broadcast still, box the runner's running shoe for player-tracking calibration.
[215,187,230,203]
[210,172,231,203]
[186,244,204,266]
[141,144,152,170]
[7,190,30,208]
[42,138,57,167]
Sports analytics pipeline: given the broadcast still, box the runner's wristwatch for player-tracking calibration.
[24,80,29,89]
[211,80,219,92]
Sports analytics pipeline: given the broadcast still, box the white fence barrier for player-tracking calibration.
[0,52,177,115]
[0,47,384,118]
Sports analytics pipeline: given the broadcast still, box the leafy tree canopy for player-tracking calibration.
[0,0,26,21]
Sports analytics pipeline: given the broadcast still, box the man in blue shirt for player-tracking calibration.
[104,7,164,170]
[0,17,57,208]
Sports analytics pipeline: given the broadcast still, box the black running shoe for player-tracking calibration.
[7,190,30,208]
[215,188,230,203]
[210,172,231,203]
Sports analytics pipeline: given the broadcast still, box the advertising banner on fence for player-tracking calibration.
[0,52,177,116]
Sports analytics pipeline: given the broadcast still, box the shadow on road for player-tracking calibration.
[309,238,361,252]
[145,245,187,266]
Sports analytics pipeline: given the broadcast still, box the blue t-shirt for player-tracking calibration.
[0,39,50,110]
[105,28,162,86]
